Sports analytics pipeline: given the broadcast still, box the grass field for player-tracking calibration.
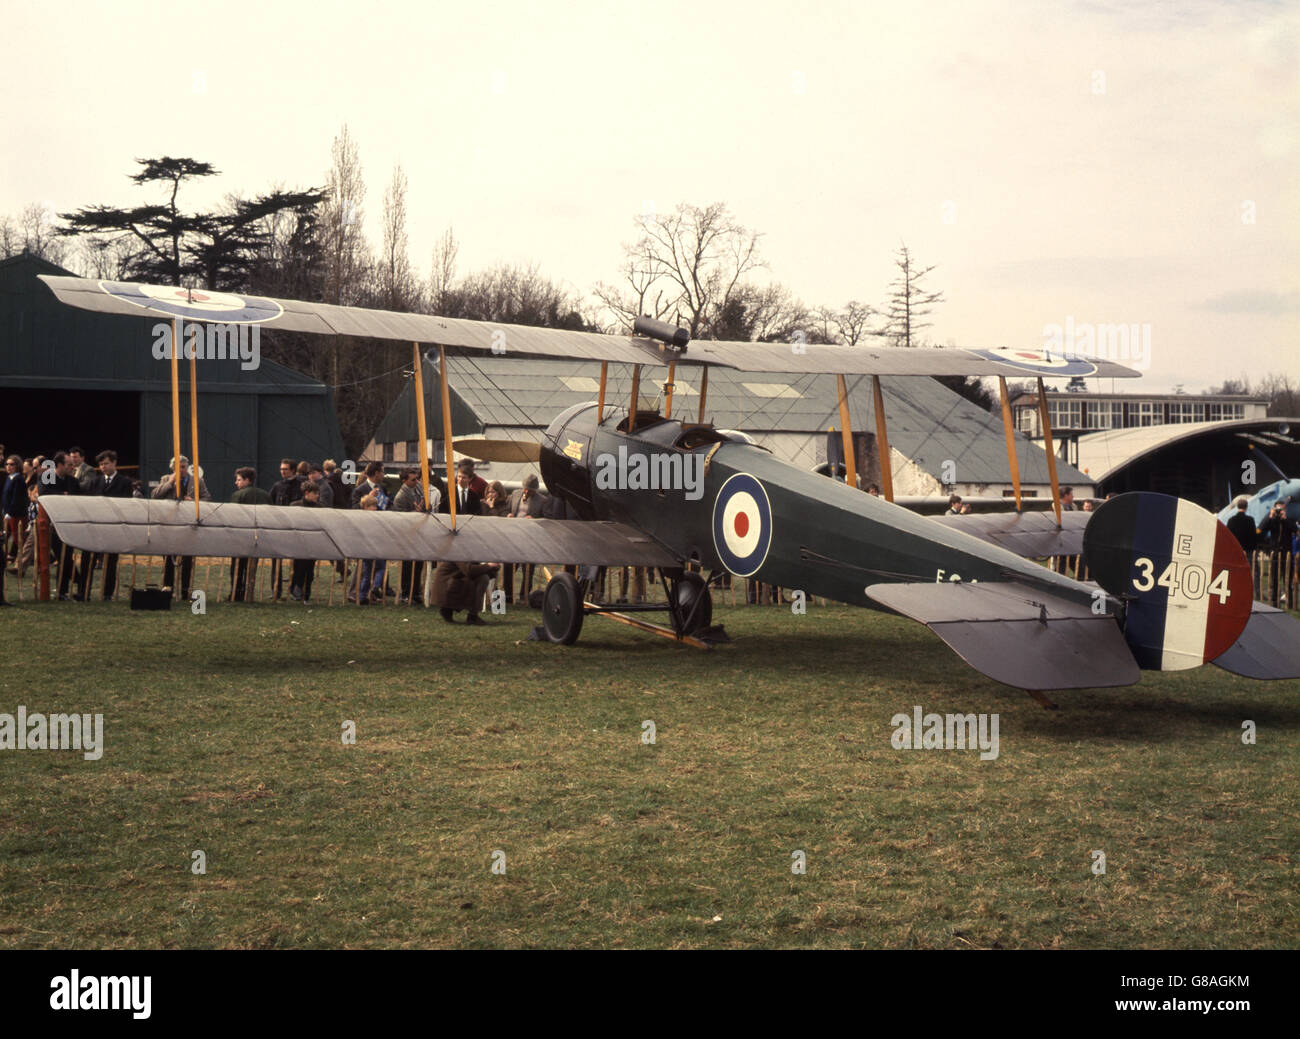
[1,595,1297,949]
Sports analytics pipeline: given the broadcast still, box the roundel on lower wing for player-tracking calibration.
[971,346,1098,377]
[99,281,284,323]
[712,473,773,578]
[1083,492,1253,670]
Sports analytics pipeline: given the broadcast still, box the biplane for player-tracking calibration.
[33,276,1300,694]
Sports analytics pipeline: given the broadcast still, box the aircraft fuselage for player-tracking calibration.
[541,403,1097,611]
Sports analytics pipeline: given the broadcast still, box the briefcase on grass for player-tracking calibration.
[130,586,173,611]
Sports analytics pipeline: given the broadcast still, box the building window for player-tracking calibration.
[1049,400,1081,429]
[382,443,394,462]
[406,440,418,460]
[1085,401,1121,429]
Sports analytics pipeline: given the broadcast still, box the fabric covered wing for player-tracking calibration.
[685,340,1141,379]
[1212,602,1300,680]
[39,498,679,568]
[37,276,665,367]
[37,276,1141,379]
[930,510,1091,558]
[865,580,1140,690]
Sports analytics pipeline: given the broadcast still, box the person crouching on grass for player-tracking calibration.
[288,481,322,602]
[431,559,500,625]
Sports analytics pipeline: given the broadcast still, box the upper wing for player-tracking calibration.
[930,510,1091,558]
[39,498,680,568]
[38,275,1141,379]
[686,340,1141,379]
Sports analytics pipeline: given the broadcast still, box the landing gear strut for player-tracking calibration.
[538,568,725,648]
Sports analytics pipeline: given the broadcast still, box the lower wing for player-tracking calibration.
[38,498,679,568]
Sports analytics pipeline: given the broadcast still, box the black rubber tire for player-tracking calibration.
[674,572,713,636]
[542,573,585,645]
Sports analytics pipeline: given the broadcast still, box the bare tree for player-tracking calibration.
[595,202,765,338]
[1259,372,1300,417]
[377,164,419,312]
[1,214,19,258]
[714,282,810,342]
[318,125,372,435]
[77,235,138,279]
[834,300,877,346]
[879,244,944,348]
[320,125,370,308]
[2,202,71,265]
[428,226,458,314]
[441,262,592,329]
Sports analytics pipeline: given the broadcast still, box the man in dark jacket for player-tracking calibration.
[288,481,323,602]
[1225,497,1257,555]
[3,454,27,566]
[45,453,85,600]
[76,450,135,599]
[441,460,483,517]
[1259,499,1297,608]
[391,467,432,604]
[269,458,303,598]
[230,467,271,601]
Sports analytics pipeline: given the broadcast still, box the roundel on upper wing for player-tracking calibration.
[972,346,1098,377]
[712,473,773,578]
[99,281,284,323]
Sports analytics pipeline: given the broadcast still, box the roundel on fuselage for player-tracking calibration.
[712,473,773,578]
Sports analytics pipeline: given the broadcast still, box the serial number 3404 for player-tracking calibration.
[1131,557,1232,604]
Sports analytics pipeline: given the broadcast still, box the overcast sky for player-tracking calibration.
[3,0,1296,394]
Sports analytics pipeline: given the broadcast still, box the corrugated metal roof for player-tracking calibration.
[369,357,1089,486]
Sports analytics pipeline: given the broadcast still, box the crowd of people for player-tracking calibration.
[6,443,1298,612]
[1227,494,1299,606]
[0,445,566,622]
[2,446,139,605]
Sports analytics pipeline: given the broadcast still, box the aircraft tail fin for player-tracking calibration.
[1082,492,1253,671]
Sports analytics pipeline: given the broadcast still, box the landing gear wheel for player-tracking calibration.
[673,572,713,636]
[542,573,585,644]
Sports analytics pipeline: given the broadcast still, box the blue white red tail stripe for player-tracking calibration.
[1083,492,1252,671]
